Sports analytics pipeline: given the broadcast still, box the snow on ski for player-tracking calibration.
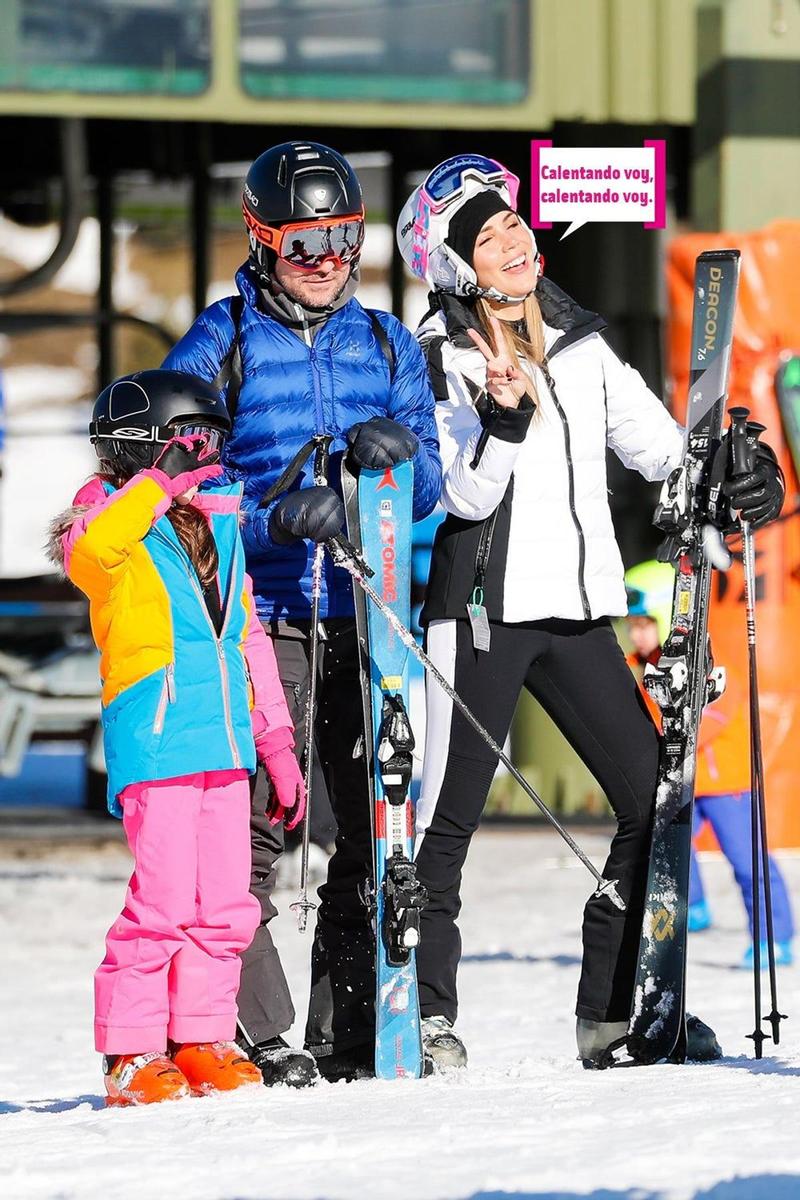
[345,461,425,1079]
[626,249,741,1066]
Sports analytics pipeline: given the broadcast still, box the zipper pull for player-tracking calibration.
[166,663,176,702]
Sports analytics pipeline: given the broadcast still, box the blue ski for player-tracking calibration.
[355,461,425,1079]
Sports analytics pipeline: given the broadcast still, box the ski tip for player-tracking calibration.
[697,248,741,265]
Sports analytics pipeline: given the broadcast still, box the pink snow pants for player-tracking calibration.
[94,769,260,1055]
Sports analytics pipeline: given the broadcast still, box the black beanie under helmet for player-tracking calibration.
[445,191,513,268]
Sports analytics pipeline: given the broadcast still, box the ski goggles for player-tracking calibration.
[243,206,365,270]
[421,154,520,214]
[90,420,227,453]
[170,422,227,455]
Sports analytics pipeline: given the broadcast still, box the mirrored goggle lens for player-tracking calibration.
[175,424,226,453]
[424,154,507,203]
[278,220,364,268]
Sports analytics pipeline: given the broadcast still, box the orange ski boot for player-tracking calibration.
[104,1053,192,1107]
[172,1041,262,1095]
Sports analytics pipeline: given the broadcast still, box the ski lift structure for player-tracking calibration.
[0,0,795,812]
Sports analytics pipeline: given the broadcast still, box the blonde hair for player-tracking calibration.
[476,291,546,377]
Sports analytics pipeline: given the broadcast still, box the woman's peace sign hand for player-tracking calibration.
[467,312,528,409]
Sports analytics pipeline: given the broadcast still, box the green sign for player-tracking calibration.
[0,1,210,96]
[239,0,530,106]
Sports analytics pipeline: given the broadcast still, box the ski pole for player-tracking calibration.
[290,435,333,933]
[326,534,625,911]
[729,408,786,1054]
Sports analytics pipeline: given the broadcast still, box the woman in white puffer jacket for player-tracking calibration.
[396,155,782,1072]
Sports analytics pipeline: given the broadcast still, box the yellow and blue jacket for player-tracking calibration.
[56,471,289,815]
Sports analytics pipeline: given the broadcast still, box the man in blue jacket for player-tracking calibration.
[164,141,441,1084]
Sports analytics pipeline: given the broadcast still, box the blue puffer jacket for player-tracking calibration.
[163,264,442,622]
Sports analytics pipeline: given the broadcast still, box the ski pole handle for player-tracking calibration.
[312,433,334,488]
[729,407,754,476]
[728,407,766,479]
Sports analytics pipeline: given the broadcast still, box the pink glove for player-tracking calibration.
[256,728,306,831]
[144,434,223,497]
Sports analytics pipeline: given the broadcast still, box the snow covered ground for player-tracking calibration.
[1,830,799,1200]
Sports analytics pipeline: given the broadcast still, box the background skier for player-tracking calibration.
[164,141,441,1083]
[625,559,795,968]
[395,154,785,1069]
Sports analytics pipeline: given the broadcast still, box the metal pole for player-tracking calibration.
[742,517,785,1050]
[728,406,786,1055]
[291,542,324,933]
[290,435,333,932]
[389,151,405,321]
[97,172,115,391]
[191,124,211,317]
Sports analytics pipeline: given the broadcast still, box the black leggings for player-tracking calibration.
[415,617,660,1024]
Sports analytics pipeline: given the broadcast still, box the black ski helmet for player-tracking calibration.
[89,369,231,476]
[242,141,364,279]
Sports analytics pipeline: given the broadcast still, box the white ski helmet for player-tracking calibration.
[396,153,541,304]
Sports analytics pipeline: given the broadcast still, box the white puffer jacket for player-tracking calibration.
[417,289,684,624]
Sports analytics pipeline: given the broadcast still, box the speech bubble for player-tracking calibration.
[559,221,587,241]
[531,140,666,240]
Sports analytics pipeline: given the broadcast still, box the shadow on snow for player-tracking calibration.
[460,951,582,967]
[464,1179,800,1200]
[0,1094,105,1115]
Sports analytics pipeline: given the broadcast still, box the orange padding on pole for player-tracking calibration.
[667,221,800,848]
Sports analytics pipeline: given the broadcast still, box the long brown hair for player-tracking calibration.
[476,291,546,379]
[98,461,219,589]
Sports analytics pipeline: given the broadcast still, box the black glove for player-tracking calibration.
[708,432,785,530]
[150,434,223,496]
[347,417,418,470]
[268,486,344,546]
[153,434,220,478]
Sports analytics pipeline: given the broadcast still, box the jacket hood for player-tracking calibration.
[47,503,90,574]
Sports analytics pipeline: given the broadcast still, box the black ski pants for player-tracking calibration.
[235,619,362,1050]
[236,618,376,1057]
[415,617,660,1026]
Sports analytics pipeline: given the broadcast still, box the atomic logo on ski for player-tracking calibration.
[346,460,425,1080]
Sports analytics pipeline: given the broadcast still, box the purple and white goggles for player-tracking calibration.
[421,154,520,214]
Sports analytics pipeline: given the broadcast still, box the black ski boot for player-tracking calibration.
[422,1016,468,1075]
[249,1037,320,1088]
[685,1013,722,1061]
[577,1014,722,1068]
[576,1018,629,1069]
[314,1042,374,1083]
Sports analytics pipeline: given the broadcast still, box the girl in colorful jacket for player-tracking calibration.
[51,370,305,1107]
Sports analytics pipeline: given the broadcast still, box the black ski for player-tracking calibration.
[627,249,741,1065]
